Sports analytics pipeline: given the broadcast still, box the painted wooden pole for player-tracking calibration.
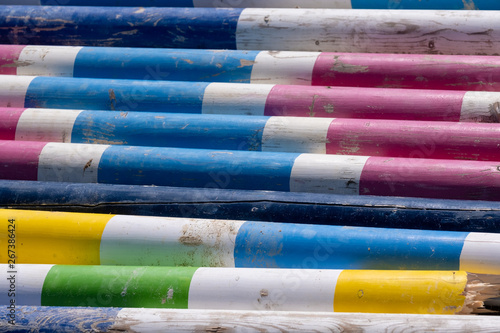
[1,265,497,314]
[5,107,500,161]
[3,307,500,333]
[0,0,495,9]
[2,45,500,91]
[2,208,500,274]
[3,140,500,201]
[1,7,500,55]
[1,76,499,122]
[2,180,500,233]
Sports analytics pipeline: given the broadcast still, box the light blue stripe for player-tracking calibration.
[71,111,267,150]
[74,47,259,83]
[40,0,195,5]
[98,147,298,191]
[351,0,495,9]
[24,77,209,113]
[234,222,468,269]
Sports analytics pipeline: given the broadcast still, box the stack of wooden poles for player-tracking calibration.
[2,1,500,331]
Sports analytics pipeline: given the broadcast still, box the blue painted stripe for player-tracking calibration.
[2,180,500,232]
[72,111,267,150]
[24,77,209,113]
[74,48,259,82]
[0,6,242,49]
[0,305,120,331]
[234,222,468,270]
[40,0,195,5]
[98,147,298,191]
[351,0,494,9]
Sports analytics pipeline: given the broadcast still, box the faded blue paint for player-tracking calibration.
[74,47,259,82]
[72,111,267,150]
[0,6,242,49]
[24,77,209,112]
[98,146,298,191]
[351,0,495,9]
[234,222,468,269]
[0,306,119,332]
[40,0,195,5]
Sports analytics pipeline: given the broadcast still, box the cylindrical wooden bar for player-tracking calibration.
[2,45,500,91]
[3,307,500,332]
[1,7,500,55]
[3,140,500,201]
[4,108,500,161]
[0,265,476,314]
[2,208,499,274]
[1,75,498,122]
[2,180,500,232]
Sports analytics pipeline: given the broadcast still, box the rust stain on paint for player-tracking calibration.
[109,89,117,111]
[462,0,477,9]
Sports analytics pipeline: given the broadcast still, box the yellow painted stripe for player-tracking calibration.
[333,270,467,314]
[0,209,112,265]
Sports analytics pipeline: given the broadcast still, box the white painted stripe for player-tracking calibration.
[460,233,500,274]
[15,108,83,143]
[37,142,109,183]
[0,75,35,108]
[290,154,368,194]
[193,0,351,8]
[100,216,243,267]
[236,9,488,54]
[460,91,500,122]
[17,46,83,77]
[202,83,273,116]
[250,51,319,85]
[262,117,332,154]
[0,264,53,306]
[188,268,340,311]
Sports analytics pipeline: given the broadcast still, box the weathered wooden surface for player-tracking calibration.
[1,7,500,54]
[5,140,500,200]
[0,265,476,314]
[1,76,500,122]
[2,180,500,232]
[3,208,500,273]
[5,108,500,160]
[3,45,500,91]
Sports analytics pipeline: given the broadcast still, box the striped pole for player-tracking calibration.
[1,76,498,122]
[4,108,500,161]
[0,0,495,9]
[1,7,500,55]
[3,140,500,200]
[2,180,500,233]
[2,45,500,91]
[2,208,500,274]
[3,307,500,332]
[1,265,496,314]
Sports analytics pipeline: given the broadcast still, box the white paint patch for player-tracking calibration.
[250,51,319,85]
[0,264,53,306]
[188,268,340,311]
[0,75,35,107]
[290,154,368,194]
[262,117,332,154]
[17,46,83,77]
[37,142,109,183]
[202,83,273,116]
[460,233,500,274]
[15,108,82,143]
[100,216,243,267]
[193,0,351,8]
[460,91,500,122]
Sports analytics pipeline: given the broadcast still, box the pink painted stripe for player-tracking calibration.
[264,85,465,121]
[0,45,25,75]
[0,140,46,180]
[0,108,26,140]
[359,157,500,201]
[312,53,500,91]
[326,119,500,161]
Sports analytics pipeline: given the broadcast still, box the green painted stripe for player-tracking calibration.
[41,265,198,308]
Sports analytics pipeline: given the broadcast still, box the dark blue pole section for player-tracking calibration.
[1,180,500,232]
